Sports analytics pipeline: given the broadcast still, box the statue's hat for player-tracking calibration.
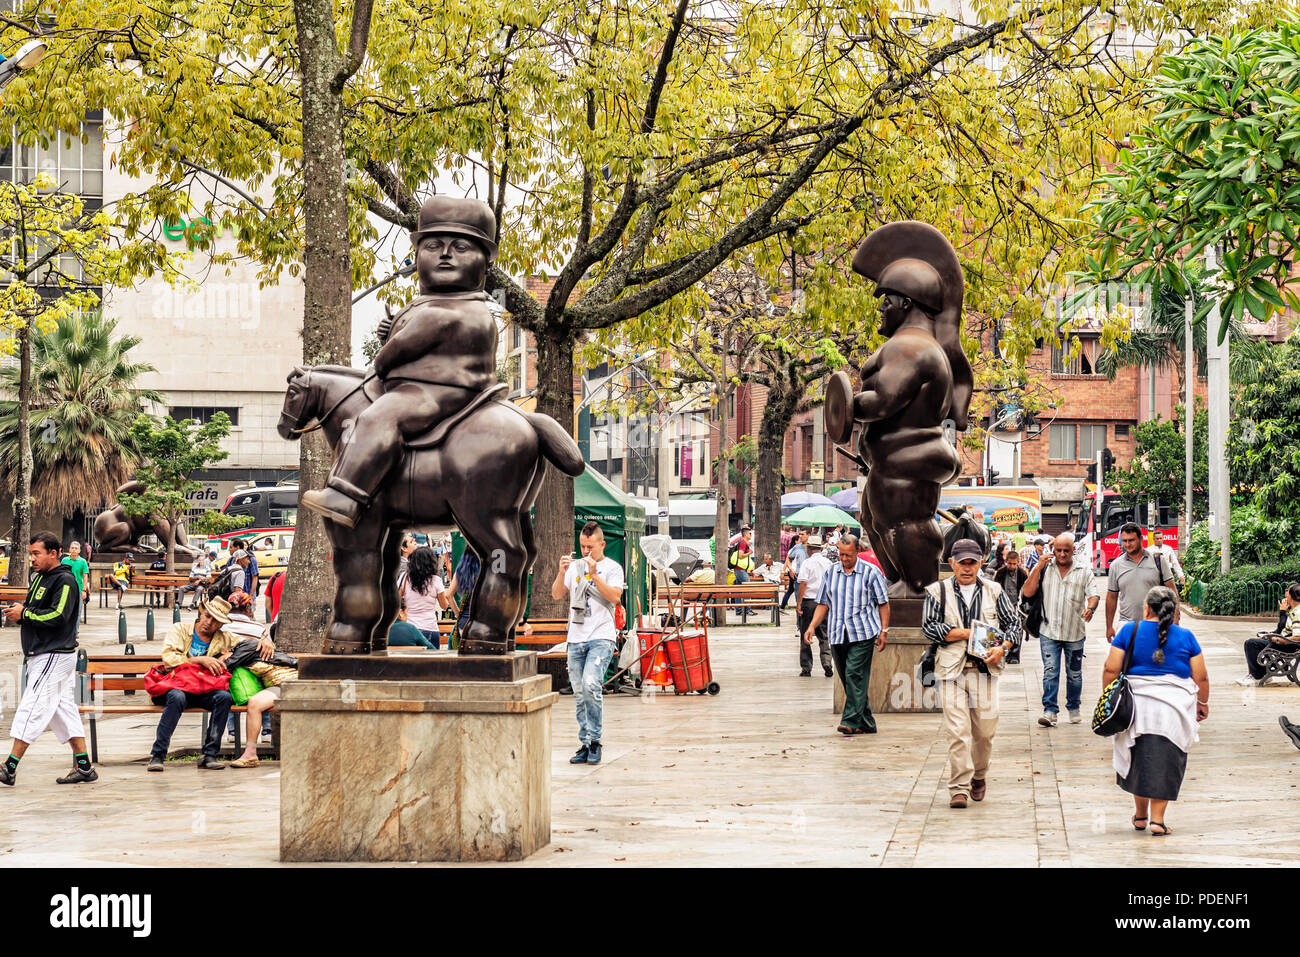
[851,220,960,317]
[410,196,498,260]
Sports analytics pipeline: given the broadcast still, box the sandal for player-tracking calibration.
[229,756,260,768]
[1149,821,1171,836]
[1131,815,1147,831]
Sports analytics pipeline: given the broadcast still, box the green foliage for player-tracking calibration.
[1195,569,1296,616]
[717,435,759,489]
[1106,405,1208,521]
[119,413,234,568]
[1078,20,1300,342]
[189,509,253,539]
[1183,506,1296,582]
[1229,331,1300,519]
[0,311,160,511]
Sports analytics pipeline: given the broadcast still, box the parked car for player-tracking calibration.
[220,483,298,529]
[202,527,295,581]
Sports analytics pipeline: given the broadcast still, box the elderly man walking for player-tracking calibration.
[796,536,834,677]
[803,534,889,735]
[922,539,1021,808]
[1022,532,1099,726]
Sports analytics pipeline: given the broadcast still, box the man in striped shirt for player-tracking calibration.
[803,534,890,735]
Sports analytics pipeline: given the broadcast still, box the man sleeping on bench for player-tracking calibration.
[147,596,273,772]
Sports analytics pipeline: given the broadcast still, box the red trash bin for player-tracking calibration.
[661,629,719,695]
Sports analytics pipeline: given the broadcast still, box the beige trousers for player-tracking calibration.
[941,666,1000,797]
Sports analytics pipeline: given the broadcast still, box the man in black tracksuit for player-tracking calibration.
[0,532,94,786]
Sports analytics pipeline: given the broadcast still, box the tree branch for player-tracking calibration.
[333,0,377,91]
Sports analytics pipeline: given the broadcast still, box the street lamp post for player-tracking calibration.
[0,39,47,89]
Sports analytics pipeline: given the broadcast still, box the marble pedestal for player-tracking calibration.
[279,662,556,862]
[831,600,940,715]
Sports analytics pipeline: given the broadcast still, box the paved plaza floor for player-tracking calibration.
[0,599,1296,867]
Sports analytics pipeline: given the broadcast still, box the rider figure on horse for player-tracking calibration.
[300,196,500,529]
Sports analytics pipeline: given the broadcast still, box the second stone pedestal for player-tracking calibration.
[279,653,556,862]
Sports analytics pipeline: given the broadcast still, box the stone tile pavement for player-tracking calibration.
[0,601,1296,866]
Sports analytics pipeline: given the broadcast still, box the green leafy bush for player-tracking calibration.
[1196,566,1299,616]
[1182,506,1294,582]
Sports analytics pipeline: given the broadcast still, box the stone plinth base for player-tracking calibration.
[833,614,940,714]
[279,674,556,862]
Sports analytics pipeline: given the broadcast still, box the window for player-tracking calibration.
[169,406,240,426]
[1049,425,1076,461]
[0,119,103,197]
[1051,336,1097,375]
[1114,424,1131,438]
[1078,424,1107,461]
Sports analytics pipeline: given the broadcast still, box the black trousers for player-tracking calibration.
[1244,637,1296,679]
[798,598,831,673]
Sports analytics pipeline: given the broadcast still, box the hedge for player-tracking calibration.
[1189,561,1300,616]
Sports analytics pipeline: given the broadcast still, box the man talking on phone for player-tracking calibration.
[1021,532,1098,727]
[551,521,624,766]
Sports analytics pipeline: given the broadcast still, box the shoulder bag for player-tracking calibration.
[1092,624,1137,736]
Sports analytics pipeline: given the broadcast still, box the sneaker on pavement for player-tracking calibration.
[949,793,968,809]
[1280,716,1300,751]
[196,755,226,770]
[56,766,98,784]
[569,745,589,764]
[0,765,14,786]
[824,667,834,677]
[1068,710,1082,724]
[1235,675,1265,687]
[1038,711,1057,727]
[146,755,165,772]
[586,741,602,764]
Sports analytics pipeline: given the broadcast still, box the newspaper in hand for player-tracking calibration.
[967,621,999,659]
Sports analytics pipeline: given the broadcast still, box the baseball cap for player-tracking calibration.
[231,549,248,560]
[124,552,134,561]
[950,539,984,563]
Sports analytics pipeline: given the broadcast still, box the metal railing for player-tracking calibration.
[1188,579,1289,618]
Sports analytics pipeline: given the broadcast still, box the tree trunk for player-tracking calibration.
[714,388,730,572]
[531,325,577,619]
[754,376,803,560]
[164,514,176,574]
[11,320,32,588]
[277,0,354,654]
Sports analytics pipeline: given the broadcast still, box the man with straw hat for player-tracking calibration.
[147,596,266,772]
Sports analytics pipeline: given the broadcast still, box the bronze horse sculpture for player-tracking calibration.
[278,364,584,655]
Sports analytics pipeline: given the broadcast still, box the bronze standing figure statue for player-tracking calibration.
[285,196,584,655]
[825,221,973,597]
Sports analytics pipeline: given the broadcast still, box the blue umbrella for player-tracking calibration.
[781,490,835,513]
[829,488,859,511]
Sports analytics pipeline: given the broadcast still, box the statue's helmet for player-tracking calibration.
[410,196,498,261]
[873,258,944,315]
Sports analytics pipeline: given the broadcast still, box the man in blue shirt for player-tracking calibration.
[803,533,890,735]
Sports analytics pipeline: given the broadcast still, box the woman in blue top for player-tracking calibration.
[1102,586,1210,837]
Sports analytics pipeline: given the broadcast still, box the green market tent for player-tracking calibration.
[784,504,862,529]
[449,466,648,624]
[574,466,649,624]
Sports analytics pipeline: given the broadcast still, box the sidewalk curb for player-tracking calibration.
[1178,603,1275,623]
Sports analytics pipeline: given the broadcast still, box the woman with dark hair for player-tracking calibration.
[1103,585,1209,836]
[1236,582,1300,686]
[401,546,448,647]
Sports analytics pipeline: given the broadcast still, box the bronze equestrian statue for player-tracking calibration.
[825,221,974,597]
[285,196,584,655]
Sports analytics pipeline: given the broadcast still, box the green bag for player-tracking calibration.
[229,667,264,706]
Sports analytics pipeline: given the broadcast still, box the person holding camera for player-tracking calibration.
[551,521,624,766]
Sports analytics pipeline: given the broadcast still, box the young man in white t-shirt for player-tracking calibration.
[551,520,625,766]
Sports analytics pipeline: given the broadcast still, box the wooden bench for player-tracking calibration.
[75,654,275,763]
[0,583,89,626]
[665,583,781,627]
[99,573,185,608]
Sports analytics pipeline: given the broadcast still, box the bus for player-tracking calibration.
[221,484,298,529]
[635,498,719,563]
[1069,488,1179,573]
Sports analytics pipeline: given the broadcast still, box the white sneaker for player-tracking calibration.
[1235,675,1265,687]
[1038,712,1057,727]
[1068,710,1082,724]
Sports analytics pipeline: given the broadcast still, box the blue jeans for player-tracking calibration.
[567,639,616,747]
[1040,636,1085,714]
[153,688,233,758]
[731,566,750,607]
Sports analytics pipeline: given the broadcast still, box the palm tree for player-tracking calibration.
[0,312,162,542]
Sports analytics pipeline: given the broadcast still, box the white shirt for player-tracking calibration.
[564,556,624,645]
[754,562,781,584]
[798,553,832,600]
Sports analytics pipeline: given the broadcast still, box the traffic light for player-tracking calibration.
[1085,462,1098,483]
[1102,447,1115,477]
[986,468,1001,486]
